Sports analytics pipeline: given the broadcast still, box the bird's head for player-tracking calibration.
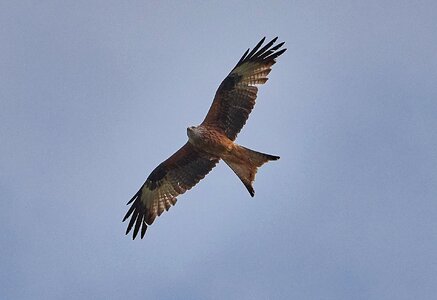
[187,125,195,133]
[187,126,203,144]
[187,126,196,139]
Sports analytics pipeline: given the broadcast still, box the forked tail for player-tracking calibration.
[222,145,279,197]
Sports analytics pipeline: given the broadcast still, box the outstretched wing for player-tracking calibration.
[123,142,219,239]
[201,37,286,141]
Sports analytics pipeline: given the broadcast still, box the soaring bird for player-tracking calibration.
[123,37,286,239]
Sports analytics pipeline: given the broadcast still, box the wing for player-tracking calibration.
[201,37,286,141]
[123,142,219,239]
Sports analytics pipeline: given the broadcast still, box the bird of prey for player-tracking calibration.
[123,37,286,239]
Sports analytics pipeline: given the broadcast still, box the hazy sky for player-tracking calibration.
[1,1,437,299]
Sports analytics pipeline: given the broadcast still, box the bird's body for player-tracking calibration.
[187,124,278,196]
[187,125,231,155]
[123,37,286,239]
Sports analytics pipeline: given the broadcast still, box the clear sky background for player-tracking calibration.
[1,1,436,299]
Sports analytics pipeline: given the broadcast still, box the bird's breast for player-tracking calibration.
[188,126,232,156]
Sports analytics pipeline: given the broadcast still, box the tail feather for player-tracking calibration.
[222,145,279,197]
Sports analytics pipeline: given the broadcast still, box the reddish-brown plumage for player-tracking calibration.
[124,37,286,239]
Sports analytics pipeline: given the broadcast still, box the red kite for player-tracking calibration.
[123,37,286,239]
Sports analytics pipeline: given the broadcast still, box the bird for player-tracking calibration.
[123,37,286,239]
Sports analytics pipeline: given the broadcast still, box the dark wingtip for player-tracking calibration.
[265,154,280,161]
[132,215,143,240]
[235,37,286,69]
[125,211,137,235]
[270,48,287,60]
[244,182,255,197]
[269,41,285,52]
[127,189,140,205]
[236,48,250,66]
[122,197,137,222]
[141,223,148,239]
[246,37,266,60]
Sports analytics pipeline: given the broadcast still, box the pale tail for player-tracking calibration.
[222,145,279,197]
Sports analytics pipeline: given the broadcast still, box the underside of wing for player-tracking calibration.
[123,142,219,239]
[202,37,286,140]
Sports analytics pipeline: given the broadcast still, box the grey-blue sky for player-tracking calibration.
[1,1,437,299]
